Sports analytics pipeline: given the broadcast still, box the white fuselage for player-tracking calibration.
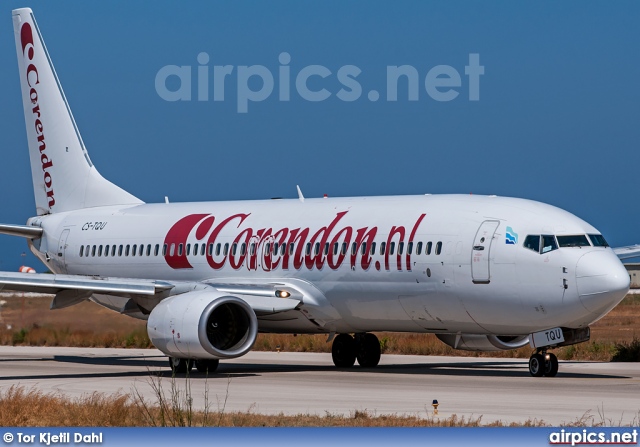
[27,193,629,337]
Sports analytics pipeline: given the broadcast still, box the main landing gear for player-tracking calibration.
[169,357,220,374]
[528,349,559,377]
[331,333,381,368]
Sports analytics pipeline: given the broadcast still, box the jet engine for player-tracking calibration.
[147,290,258,360]
[436,333,530,351]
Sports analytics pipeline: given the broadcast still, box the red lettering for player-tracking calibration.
[41,153,53,171]
[27,64,39,88]
[206,214,250,270]
[43,171,52,188]
[46,189,55,207]
[406,214,426,271]
[352,226,378,270]
[283,228,309,270]
[163,214,209,269]
[305,211,348,270]
[328,226,352,269]
[385,226,406,271]
[230,228,252,269]
[20,23,34,59]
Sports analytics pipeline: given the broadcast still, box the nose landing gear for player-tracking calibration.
[528,349,558,377]
[331,333,381,368]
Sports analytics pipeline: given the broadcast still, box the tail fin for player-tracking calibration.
[12,8,142,215]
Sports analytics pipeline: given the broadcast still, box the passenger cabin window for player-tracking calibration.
[407,242,413,255]
[541,235,558,253]
[104,245,109,257]
[92,245,97,257]
[389,242,395,255]
[98,245,103,257]
[589,234,609,247]
[162,244,167,256]
[215,244,220,256]
[524,235,541,253]
[557,235,591,248]
[416,242,423,255]
[380,242,386,255]
[426,242,432,255]
[361,242,367,255]
[154,244,159,256]
[119,245,124,256]
[186,244,191,256]
[435,241,442,255]
[370,242,376,255]
[146,245,151,256]
[398,242,404,255]
[79,246,84,257]
[351,243,357,256]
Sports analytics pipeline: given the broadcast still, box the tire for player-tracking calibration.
[544,353,559,377]
[529,353,545,377]
[356,333,381,368]
[332,334,356,367]
[169,357,193,374]
[195,359,220,374]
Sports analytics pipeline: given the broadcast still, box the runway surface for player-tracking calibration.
[0,346,638,425]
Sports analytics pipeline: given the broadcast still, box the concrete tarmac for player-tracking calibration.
[0,346,638,425]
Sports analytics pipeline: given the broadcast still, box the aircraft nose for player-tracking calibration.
[576,250,629,315]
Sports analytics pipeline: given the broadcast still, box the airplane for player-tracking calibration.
[0,8,633,378]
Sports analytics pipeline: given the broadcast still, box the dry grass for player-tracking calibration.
[0,385,510,427]
[1,382,636,427]
[0,292,639,362]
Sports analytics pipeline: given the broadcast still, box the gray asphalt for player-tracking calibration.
[0,346,638,425]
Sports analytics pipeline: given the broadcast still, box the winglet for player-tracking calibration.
[296,185,304,203]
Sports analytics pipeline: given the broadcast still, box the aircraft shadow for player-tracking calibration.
[0,355,629,381]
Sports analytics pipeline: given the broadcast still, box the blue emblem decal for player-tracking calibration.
[506,226,518,245]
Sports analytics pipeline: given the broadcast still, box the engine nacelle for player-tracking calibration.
[436,333,530,352]
[147,290,258,360]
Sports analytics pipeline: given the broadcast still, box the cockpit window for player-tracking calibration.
[557,235,591,248]
[523,235,540,253]
[541,235,558,253]
[588,234,609,247]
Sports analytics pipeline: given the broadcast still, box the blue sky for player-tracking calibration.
[1,1,639,272]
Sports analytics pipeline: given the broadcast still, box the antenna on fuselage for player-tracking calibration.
[296,185,304,203]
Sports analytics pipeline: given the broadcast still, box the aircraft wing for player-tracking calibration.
[0,272,301,314]
[613,245,640,260]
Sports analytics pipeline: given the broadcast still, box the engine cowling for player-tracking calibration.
[436,333,530,351]
[147,290,258,360]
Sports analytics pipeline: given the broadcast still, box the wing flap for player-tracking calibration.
[0,272,173,295]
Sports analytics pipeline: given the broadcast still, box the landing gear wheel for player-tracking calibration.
[529,353,545,377]
[544,353,559,377]
[356,333,381,368]
[332,334,356,367]
[169,357,193,374]
[195,359,220,374]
